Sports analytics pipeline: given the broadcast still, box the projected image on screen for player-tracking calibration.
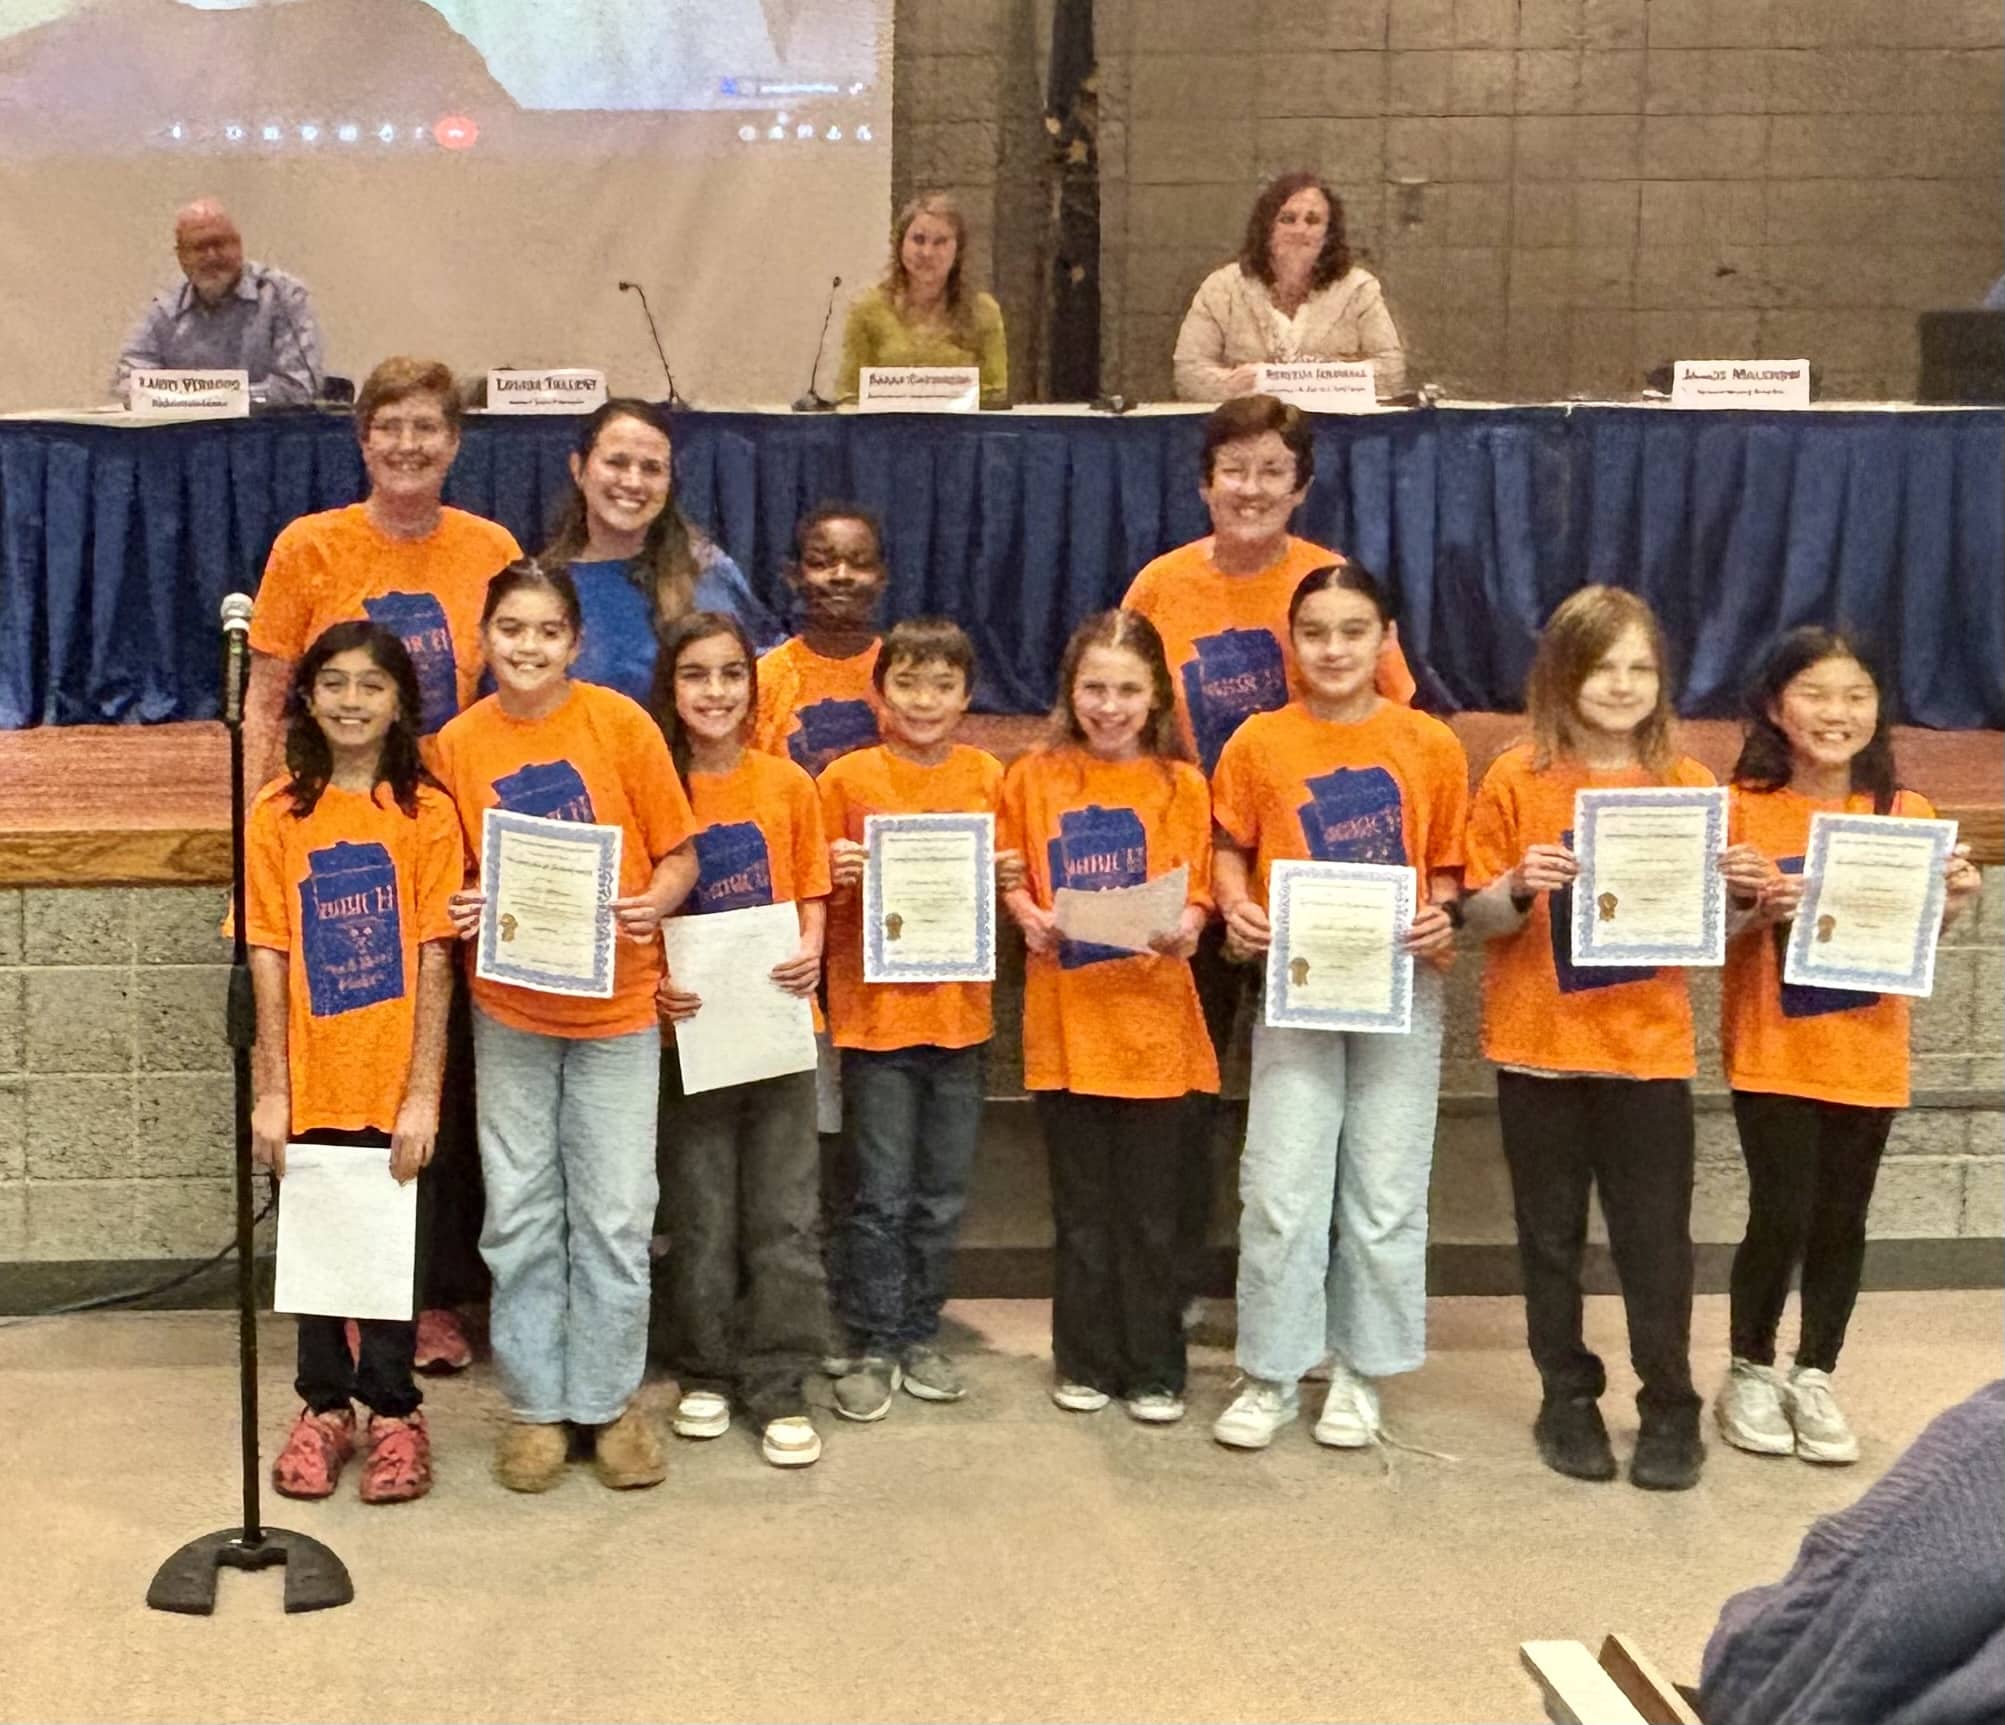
[0,0,883,153]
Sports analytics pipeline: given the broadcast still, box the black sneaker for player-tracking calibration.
[1630,1407,1706,1491]
[1534,1395,1617,1481]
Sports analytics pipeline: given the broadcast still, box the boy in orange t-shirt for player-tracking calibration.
[752,505,888,776]
[246,621,460,1506]
[817,619,1011,1420]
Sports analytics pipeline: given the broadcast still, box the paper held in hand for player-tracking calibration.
[858,366,981,413]
[475,807,623,998]
[1263,859,1416,1034]
[1782,812,1957,998]
[126,369,251,417]
[661,901,817,1094]
[1052,865,1188,955]
[1569,785,1729,968]
[274,1141,419,1322]
[863,812,997,982]
[484,368,609,414]
[1671,359,1810,408]
[1254,361,1377,413]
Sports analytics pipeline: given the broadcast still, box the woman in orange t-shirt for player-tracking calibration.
[1000,611,1219,1424]
[1713,629,1982,1467]
[1462,586,1770,1493]
[1207,565,1467,1456]
[433,562,698,1495]
[648,612,834,1470]
[246,621,461,1506]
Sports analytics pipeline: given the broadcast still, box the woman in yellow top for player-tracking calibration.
[839,191,1008,405]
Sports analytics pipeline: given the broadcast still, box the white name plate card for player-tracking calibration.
[857,366,981,413]
[1255,361,1378,413]
[1672,359,1810,409]
[485,369,609,413]
[126,369,251,417]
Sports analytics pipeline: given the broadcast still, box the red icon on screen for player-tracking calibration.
[434,114,478,150]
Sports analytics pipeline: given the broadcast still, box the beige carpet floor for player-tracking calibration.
[1,1291,1997,1725]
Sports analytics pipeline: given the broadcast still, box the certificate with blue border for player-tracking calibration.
[1783,812,1956,998]
[1571,786,1728,968]
[862,812,996,984]
[1263,860,1416,1034]
[475,807,622,998]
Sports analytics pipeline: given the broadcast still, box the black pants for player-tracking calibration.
[1037,1091,1188,1398]
[1496,1071,1699,1419]
[1178,920,1250,1300]
[654,1064,829,1423]
[290,1127,421,1418]
[420,974,488,1308]
[1729,1090,1892,1373]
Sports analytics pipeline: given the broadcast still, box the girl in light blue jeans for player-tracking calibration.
[1207,564,1469,1453]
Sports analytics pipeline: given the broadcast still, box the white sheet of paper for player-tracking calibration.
[865,815,995,979]
[273,1142,418,1322]
[477,809,623,997]
[661,901,818,1094]
[1784,815,1956,996]
[1052,865,1188,955]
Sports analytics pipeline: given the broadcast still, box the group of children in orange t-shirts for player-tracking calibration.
[245,487,1983,1509]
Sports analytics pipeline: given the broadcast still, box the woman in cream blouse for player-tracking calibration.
[1173,171,1406,402]
[839,190,1009,405]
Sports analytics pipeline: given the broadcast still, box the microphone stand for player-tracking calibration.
[147,622,352,1616]
[618,280,690,410]
[792,274,842,413]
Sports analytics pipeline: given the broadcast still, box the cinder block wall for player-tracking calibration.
[895,0,2004,402]
[1,879,1996,1273]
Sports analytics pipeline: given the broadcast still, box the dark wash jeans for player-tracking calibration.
[835,1043,986,1355]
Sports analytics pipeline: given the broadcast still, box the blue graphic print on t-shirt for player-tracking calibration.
[1184,627,1287,772]
[298,840,405,1018]
[690,820,775,914]
[1297,765,1408,866]
[492,759,597,823]
[1774,854,1881,1017]
[1047,803,1148,969]
[1550,824,1656,994]
[789,698,880,778]
[361,590,457,736]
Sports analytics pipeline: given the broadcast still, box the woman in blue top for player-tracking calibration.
[540,398,779,700]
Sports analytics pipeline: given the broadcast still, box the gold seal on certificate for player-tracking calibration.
[1263,859,1416,1034]
[475,807,623,998]
[862,813,997,984]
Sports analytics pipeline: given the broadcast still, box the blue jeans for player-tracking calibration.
[1235,968,1445,1384]
[836,1043,985,1354]
[472,1010,660,1426]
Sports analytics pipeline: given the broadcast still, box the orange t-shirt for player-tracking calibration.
[1464,743,1716,1080]
[818,742,1003,1052]
[999,748,1220,1100]
[249,503,523,743]
[431,681,697,1039]
[1722,786,1935,1109]
[244,779,461,1134]
[752,635,884,777]
[1122,535,1417,772]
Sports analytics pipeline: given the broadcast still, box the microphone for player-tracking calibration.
[263,270,319,408]
[220,592,253,727]
[617,280,690,409]
[792,274,844,413]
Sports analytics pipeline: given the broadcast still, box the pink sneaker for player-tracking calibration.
[413,1308,473,1374]
[358,1411,433,1504]
[273,1405,357,1499]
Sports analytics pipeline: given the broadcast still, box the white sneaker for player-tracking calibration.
[1312,1360,1381,1449]
[1126,1390,1186,1425]
[761,1415,823,1468]
[1714,1358,1793,1455]
[672,1388,731,1440]
[1786,1367,1859,1464]
[1051,1380,1111,1413]
[1211,1378,1298,1450]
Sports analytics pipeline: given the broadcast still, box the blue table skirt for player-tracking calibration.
[2,405,1999,729]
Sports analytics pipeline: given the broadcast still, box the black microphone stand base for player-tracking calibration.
[790,391,838,414]
[148,1527,354,1616]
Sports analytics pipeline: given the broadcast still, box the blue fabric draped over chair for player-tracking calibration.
[2,405,1998,730]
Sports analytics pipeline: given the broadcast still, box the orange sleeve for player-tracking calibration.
[414,791,464,945]
[996,755,1034,863]
[1175,765,1215,911]
[624,712,697,861]
[816,759,850,841]
[1426,724,1471,875]
[789,765,832,899]
[247,520,317,664]
[1209,726,1258,850]
[243,792,290,951]
[1463,755,1520,890]
[1376,629,1418,706]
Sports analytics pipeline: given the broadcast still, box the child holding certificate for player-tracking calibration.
[648,612,835,1469]
[1714,628,1982,1465]
[752,504,890,778]
[247,621,460,1505]
[819,618,1008,1420]
[1462,586,1768,1492]
[433,562,699,1495]
[1207,566,1467,1453]
[999,610,1218,1423]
